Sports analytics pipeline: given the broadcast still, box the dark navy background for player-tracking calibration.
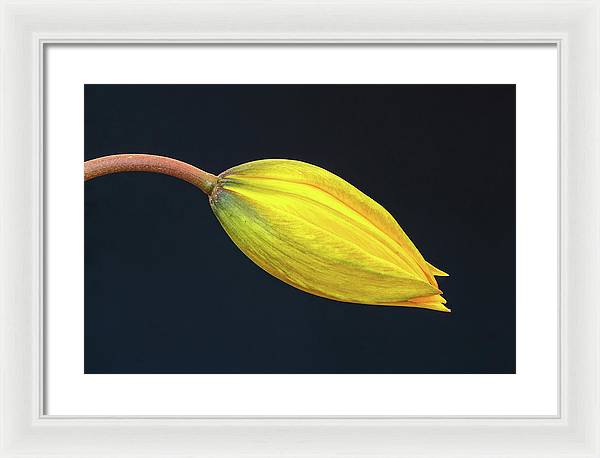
[84,84,515,374]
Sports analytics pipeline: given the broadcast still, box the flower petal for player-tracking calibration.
[211,159,448,311]
[211,188,440,304]
[222,159,439,284]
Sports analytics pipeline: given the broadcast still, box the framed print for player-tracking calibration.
[44,44,555,417]
[1,0,599,457]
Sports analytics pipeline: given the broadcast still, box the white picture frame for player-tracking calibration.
[0,0,598,456]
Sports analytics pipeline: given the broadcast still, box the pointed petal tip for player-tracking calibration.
[432,267,449,277]
[420,298,451,313]
[425,261,449,277]
[417,302,451,313]
[383,294,450,312]
[424,302,451,313]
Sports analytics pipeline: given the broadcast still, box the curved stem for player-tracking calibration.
[84,154,218,195]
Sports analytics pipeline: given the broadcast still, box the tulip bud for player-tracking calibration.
[209,159,449,312]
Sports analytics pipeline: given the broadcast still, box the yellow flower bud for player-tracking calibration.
[209,159,449,312]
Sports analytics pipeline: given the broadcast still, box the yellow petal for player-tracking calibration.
[426,261,449,277]
[209,159,448,312]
